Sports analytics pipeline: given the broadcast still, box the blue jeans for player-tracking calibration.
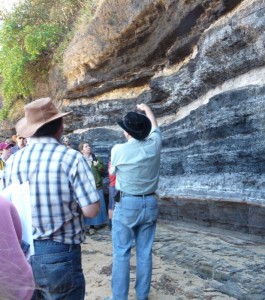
[111,194,158,300]
[30,240,85,300]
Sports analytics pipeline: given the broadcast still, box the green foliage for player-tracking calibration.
[0,0,90,120]
[24,24,64,60]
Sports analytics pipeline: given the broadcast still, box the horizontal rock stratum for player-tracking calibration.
[60,0,265,235]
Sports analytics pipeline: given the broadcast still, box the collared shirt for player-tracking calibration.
[111,128,162,195]
[2,137,99,244]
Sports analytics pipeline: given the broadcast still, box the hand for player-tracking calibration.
[136,103,149,112]
[137,103,158,128]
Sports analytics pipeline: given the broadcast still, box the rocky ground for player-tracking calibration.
[82,220,265,300]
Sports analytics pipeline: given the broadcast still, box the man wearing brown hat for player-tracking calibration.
[106,103,162,300]
[2,97,100,300]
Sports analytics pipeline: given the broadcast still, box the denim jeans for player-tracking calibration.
[30,240,85,300]
[111,194,158,300]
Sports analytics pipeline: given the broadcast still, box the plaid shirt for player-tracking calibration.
[2,137,99,244]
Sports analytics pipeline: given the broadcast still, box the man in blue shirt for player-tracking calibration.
[108,103,162,300]
[2,97,100,300]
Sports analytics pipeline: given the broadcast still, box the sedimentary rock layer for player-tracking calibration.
[61,0,265,235]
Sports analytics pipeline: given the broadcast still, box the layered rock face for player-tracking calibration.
[62,0,265,235]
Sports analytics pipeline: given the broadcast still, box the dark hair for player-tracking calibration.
[33,118,63,137]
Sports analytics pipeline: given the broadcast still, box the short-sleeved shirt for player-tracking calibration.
[2,137,99,244]
[110,128,162,195]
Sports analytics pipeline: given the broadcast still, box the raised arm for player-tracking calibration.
[136,103,158,129]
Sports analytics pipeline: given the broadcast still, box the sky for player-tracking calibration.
[0,0,22,27]
[0,0,22,12]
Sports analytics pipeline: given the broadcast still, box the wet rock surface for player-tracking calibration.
[82,220,265,300]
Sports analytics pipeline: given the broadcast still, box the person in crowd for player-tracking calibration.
[105,103,162,300]
[2,97,100,300]
[79,142,108,235]
[5,137,16,147]
[0,142,13,173]
[108,160,118,230]
[0,196,34,300]
[62,136,72,148]
[11,134,27,153]
[4,137,16,154]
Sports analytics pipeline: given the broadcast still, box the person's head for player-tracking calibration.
[5,138,16,146]
[33,117,63,139]
[0,142,13,161]
[78,142,91,156]
[5,137,16,152]
[117,111,151,140]
[16,97,72,139]
[16,135,27,149]
[62,136,71,148]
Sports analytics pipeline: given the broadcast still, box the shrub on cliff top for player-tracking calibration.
[0,0,96,121]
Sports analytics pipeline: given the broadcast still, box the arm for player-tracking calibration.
[137,103,158,129]
[81,201,100,218]
[71,154,100,216]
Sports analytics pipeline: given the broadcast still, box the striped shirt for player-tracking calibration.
[2,137,99,244]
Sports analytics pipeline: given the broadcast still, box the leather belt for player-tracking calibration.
[121,192,155,197]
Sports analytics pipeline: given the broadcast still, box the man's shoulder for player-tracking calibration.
[61,147,85,163]
[149,127,161,137]
[112,142,128,153]
[148,127,162,143]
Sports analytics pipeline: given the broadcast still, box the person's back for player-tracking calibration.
[111,131,161,195]
[3,138,96,243]
[107,103,162,300]
[2,97,100,300]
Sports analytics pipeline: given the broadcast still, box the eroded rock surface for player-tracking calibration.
[61,0,265,234]
[82,221,265,299]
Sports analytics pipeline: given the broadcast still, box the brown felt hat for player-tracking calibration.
[16,97,72,138]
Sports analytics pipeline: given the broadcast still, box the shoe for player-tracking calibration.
[89,228,96,235]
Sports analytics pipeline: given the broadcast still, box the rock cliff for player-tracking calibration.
[60,0,265,235]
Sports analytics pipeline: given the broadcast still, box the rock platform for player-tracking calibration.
[82,220,265,299]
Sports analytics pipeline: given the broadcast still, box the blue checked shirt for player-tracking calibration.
[2,137,99,244]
